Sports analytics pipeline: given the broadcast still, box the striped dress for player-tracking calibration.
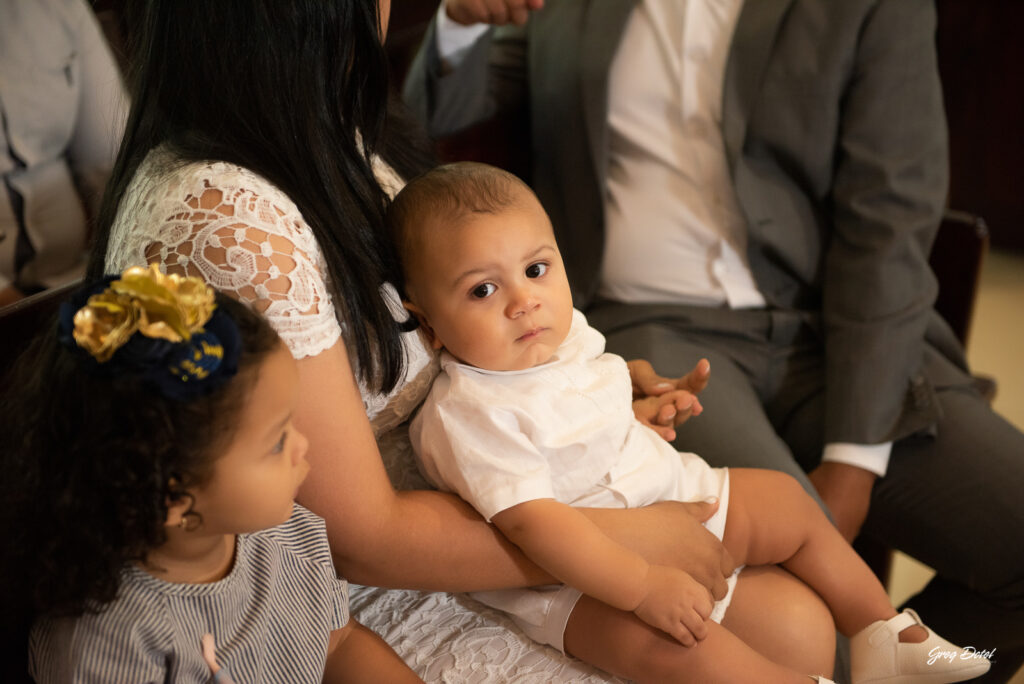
[29,504,348,683]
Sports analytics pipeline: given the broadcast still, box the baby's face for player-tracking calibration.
[406,195,574,371]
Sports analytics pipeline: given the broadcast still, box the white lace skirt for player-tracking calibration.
[350,586,621,683]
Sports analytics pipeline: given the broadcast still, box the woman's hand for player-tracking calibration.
[578,499,734,601]
[627,358,710,437]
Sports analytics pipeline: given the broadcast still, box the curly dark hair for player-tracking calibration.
[0,293,280,624]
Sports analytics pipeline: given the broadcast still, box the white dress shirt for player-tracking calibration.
[600,0,764,309]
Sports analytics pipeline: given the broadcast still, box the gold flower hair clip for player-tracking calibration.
[71,265,216,362]
[59,265,241,400]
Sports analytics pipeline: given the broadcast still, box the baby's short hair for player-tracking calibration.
[387,162,535,288]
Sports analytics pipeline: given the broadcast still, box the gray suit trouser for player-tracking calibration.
[588,300,1024,682]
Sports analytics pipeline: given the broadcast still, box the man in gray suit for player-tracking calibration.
[405,0,1024,678]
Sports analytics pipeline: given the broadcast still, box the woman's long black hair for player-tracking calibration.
[88,0,435,393]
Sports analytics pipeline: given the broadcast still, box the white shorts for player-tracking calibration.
[471,465,741,654]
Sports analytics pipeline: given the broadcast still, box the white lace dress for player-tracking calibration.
[104,148,621,683]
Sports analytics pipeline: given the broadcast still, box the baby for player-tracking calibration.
[389,162,989,683]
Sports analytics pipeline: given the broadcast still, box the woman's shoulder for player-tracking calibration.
[128,148,304,225]
[107,147,343,359]
[109,148,308,261]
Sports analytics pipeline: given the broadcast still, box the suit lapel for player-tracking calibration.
[579,0,638,186]
[721,0,794,170]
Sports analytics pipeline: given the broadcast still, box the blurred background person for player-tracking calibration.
[0,0,128,307]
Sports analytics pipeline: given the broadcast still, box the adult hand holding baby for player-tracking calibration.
[580,498,735,601]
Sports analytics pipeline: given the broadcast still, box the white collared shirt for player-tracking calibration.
[600,0,764,309]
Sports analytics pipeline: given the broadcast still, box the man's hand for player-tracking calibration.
[632,390,701,442]
[633,565,713,647]
[627,358,710,434]
[445,0,544,26]
[808,461,877,542]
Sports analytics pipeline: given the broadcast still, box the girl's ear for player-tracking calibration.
[164,484,195,530]
[165,497,189,529]
[403,301,443,350]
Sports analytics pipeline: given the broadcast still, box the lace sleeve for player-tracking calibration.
[106,157,342,358]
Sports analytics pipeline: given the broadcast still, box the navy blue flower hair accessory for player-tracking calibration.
[58,265,241,401]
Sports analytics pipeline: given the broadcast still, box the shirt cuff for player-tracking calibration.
[435,2,491,63]
[821,442,893,478]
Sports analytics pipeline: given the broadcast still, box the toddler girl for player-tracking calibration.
[1,265,420,683]
[387,162,991,684]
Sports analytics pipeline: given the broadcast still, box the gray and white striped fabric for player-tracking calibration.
[30,504,348,683]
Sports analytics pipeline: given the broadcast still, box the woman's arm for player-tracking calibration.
[294,340,545,589]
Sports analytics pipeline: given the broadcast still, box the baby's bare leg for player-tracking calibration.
[564,590,828,683]
[724,468,897,636]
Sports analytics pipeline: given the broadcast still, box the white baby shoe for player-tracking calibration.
[809,677,836,683]
[851,609,991,683]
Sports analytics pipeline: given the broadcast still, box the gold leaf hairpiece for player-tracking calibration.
[72,265,217,363]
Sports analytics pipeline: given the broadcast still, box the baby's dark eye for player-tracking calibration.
[472,283,497,299]
[526,262,549,278]
[271,431,287,455]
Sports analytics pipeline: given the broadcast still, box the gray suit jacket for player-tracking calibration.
[405,0,967,450]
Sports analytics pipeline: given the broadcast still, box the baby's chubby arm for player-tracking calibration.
[492,499,715,646]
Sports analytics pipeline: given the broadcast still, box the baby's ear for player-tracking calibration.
[403,301,443,350]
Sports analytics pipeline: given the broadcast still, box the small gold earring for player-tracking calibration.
[178,512,200,532]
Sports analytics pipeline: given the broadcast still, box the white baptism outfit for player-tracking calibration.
[411,309,740,652]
